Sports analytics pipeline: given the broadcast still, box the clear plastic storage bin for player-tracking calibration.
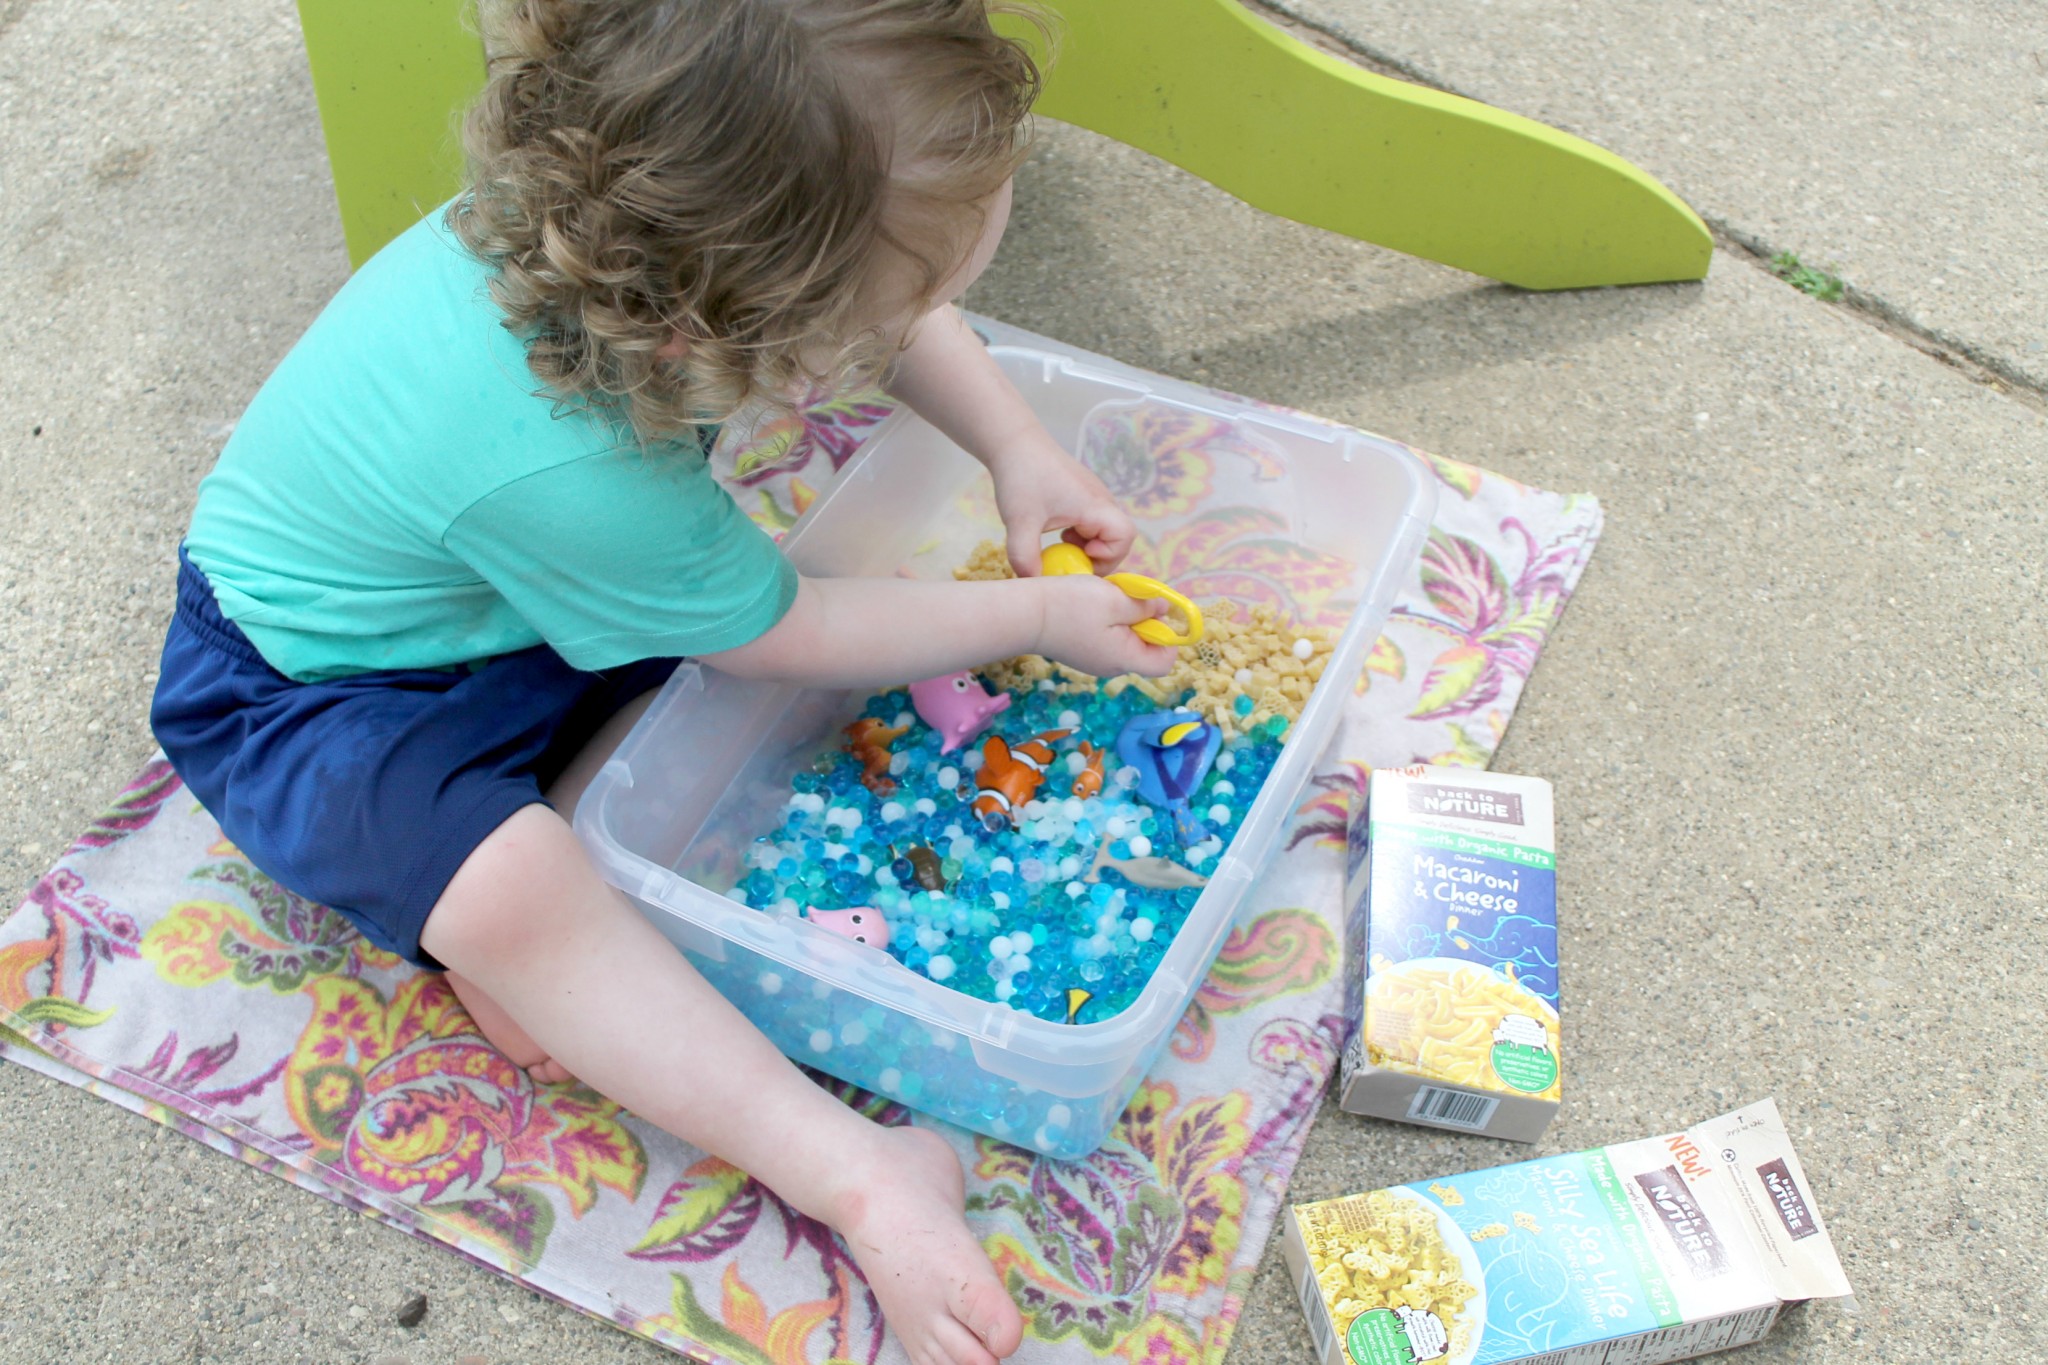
[575,320,1435,1158]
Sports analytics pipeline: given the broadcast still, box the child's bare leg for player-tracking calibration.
[421,804,1023,1365]
[444,688,659,1087]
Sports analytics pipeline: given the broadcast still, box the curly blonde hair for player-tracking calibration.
[449,0,1045,445]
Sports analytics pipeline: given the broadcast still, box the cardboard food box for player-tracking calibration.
[1283,1099,1854,1365]
[1340,766,1560,1141]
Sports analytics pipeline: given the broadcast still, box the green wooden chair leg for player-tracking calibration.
[1002,0,1710,289]
[296,0,484,268]
[299,0,1708,288]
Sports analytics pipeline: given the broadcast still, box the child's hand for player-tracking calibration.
[990,431,1137,577]
[1034,575,1178,679]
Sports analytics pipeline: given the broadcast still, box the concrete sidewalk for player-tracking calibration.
[2,2,2042,1363]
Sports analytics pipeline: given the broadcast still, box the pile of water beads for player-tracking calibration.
[729,677,1290,1025]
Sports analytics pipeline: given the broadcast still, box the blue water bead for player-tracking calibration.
[1109,839,1131,860]
[792,771,824,794]
[1030,923,1049,946]
[1234,694,1255,716]
[776,857,799,880]
[1088,883,1114,906]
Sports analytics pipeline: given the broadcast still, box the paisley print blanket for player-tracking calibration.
[1,342,1599,1365]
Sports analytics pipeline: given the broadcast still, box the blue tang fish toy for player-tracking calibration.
[1116,709,1221,847]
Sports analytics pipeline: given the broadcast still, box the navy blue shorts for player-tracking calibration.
[150,548,679,967]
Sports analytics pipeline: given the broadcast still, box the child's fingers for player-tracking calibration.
[1069,510,1135,569]
[1108,591,1169,626]
[1119,639,1179,677]
[1005,521,1045,577]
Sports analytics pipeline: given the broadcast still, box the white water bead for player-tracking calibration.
[1211,781,1235,798]
[879,801,907,823]
[1131,918,1156,942]
[1058,709,1082,730]
[1128,834,1154,858]
[1066,750,1088,774]
[990,856,1015,874]
[963,748,985,771]
[937,765,960,789]
[1292,637,1315,660]
[1209,804,1233,825]
[1233,668,1254,689]
[1115,766,1142,788]
[990,936,1014,960]
[1105,817,1128,838]
[914,798,938,816]
[1009,930,1035,954]
[1216,752,1236,773]
[759,971,784,994]
[995,980,1016,1001]
[991,891,1011,910]
[889,752,910,776]
[809,1029,832,1052]
[1063,798,1086,820]
[840,1020,868,1046]
[928,954,956,981]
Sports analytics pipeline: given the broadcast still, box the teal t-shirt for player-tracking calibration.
[185,206,797,683]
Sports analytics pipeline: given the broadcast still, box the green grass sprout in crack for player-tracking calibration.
[1769,251,1846,303]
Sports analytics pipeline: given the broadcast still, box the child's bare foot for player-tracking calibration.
[444,969,579,1086]
[832,1125,1022,1365]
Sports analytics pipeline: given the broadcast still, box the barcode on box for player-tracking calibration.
[1407,1086,1500,1131]
[1298,1260,1336,1361]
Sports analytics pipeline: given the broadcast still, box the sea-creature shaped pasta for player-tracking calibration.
[1295,1189,1481,1361]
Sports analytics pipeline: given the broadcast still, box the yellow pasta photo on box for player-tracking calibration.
[1339,766,1558,1140]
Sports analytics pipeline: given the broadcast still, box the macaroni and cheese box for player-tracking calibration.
[1283,1099,1854,1365]
[1340,766,1559,1141]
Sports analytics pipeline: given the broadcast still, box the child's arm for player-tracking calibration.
[701,572,1173,686]
[885,305,1136,578]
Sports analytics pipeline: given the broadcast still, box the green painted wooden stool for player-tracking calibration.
[300,0,1708,288]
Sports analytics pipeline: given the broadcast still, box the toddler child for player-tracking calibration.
[151,3,1173,1362]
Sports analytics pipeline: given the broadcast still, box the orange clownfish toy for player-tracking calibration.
[972,727,1072,831]
[844,717,909,796]
[1071,741,1107,799]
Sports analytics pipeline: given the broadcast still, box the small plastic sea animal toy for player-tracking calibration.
[1040,541,1205,647]
[896,844,948,893]
[971,726,1072,831]
[843,717,909,796]
[805,906,891,950]
[1071,741,1107,799]
[1063,987,1093,1024]
[909,671,1012,753]
[1082,839,1212,890]
[1116,710,1222,847]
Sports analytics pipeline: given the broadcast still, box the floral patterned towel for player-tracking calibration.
[0,343,1599,1365]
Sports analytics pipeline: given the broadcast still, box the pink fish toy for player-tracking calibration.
[909,671,1012,753]
[806,906,891,951]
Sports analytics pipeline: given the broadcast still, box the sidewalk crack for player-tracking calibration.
[1245,0,2046,414]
